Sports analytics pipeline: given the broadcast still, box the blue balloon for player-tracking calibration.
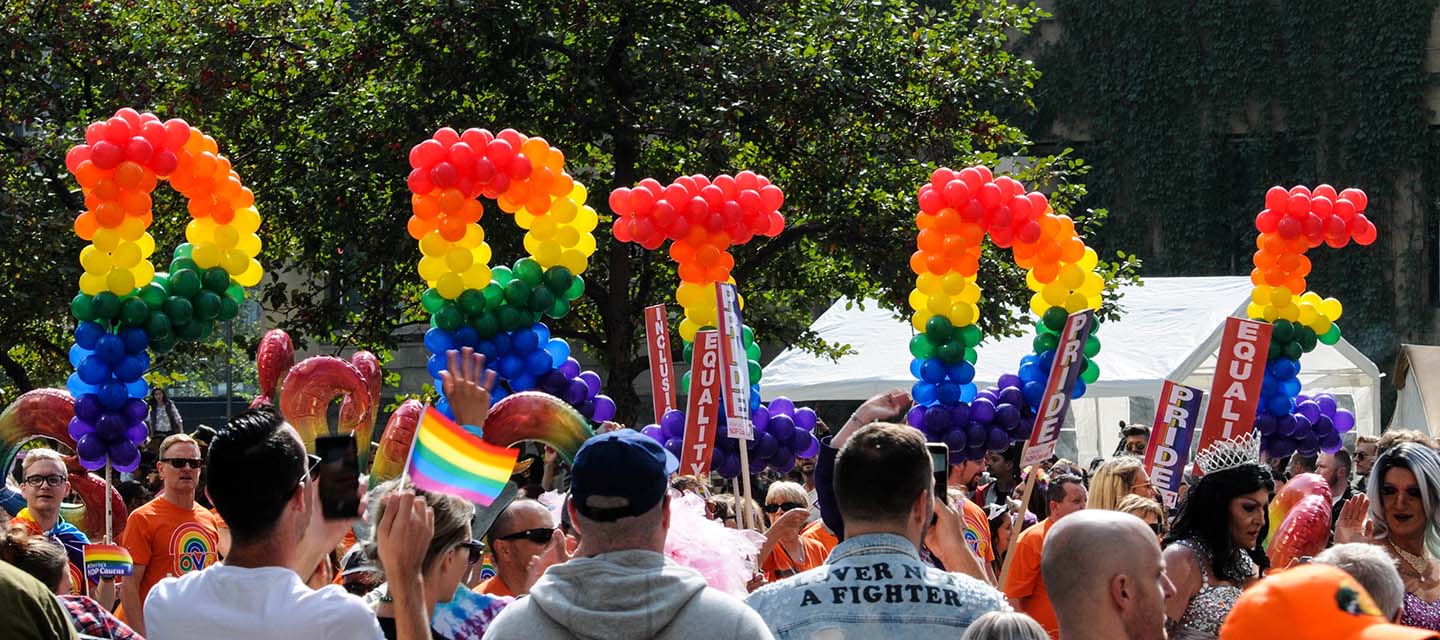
[534,323,551,343]
[749,391,762,412]
[78,357,111,385]
[920,359,947,383]
[99,382,129,410]
[125,378,148,399]
[912,382,938,405]
[114,355,147,382]
[119,327,148,354]
[1282,378,1301,397]
[498,354,524,379]
[435,396,453,419]
[513,326,540,353]
[490,386,508,403]
[69,344,93,368]
[75,322,105,350]
[477,340,498,362]
[1260,375,1277,395]
[947,362,975,385]
[1038,349,1056,371]
[936,382,961,405]
[424,328,454,356]
[96,334,125,366]
[426,354,446,379]
[67,373,96,396]
[909,358,924,379]
[1023,380,1046,407]
[959,383,977,403]
[493,332,512,355]
[511,372,537,392]
[1266,394,1292,417]
[545,339,571,367]
[1070,378,1086,399]
[453,326,479,349]
[525,350,553,376]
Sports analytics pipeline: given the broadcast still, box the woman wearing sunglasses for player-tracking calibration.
[757,481,827,586]
[1117,494,1167,544]
[365,479,480,640]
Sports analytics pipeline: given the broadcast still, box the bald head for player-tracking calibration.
[489,499,553,543]
[1043,510,1173,640]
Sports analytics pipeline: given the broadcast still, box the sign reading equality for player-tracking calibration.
[1193,317,1273,471]
[680,330,723,476]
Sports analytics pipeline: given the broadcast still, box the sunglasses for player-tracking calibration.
[458,539,484,566]
[161,458,203,469]
[764,501,806,514]
[496,528,554,545]
[23,474,66,488]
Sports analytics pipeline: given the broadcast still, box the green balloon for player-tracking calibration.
[1284,341,1303,361]
[964,346,978,364]
[741,325,755,346]
[503,280,531,308]
[547,297,570,319]
[170,269,202,298]
[1084,335,1102,358]
[458,289,487,315]
[491,266,514,286]
[482,283,505,309]
[1320,324,1342,345]
[150,334,176,354]
[748,359,762,381]
[145,313,172,340]
[202,267,231,293]
[163,296,193,324]
[471,312,500,339]
[421,288,445,313]
[1298,327,1318,352]
[513,258,543,287]
[225,282,245,304]
[564,276,585,300]
[71,294,96,322]
[177,320,206,341]
[908,334,936,359]
[683,340,694,363]
[173,243,194,259]
[434,304,463,331]
[217,296,239,321]
[1042,307,1069,332]
[543,266,574,295]
[529,287,555,313]
[958,324,983,347]
[1272,319,1294,344]
[1036,320,1055,336]
[680,370,691,395]
[1081,360,1100,384]
[170,257,199,274]
[498,306,527,332]
[93,292,121,319]
[140,283,167,310]
[925,315,953,342]
[1033,333,1059,353]
[194,291,222,321]
[120,298,149,326]
[745,342,762,361]
[935,341,964,364]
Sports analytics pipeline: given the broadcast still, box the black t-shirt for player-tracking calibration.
[376,615,444,640]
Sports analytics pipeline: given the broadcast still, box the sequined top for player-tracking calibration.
[1403,592,1440,631]
[1167,539,1249,640]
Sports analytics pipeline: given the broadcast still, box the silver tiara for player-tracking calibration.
[1194,431,1262,475]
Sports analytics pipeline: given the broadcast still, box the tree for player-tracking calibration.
[1,0,1138,421]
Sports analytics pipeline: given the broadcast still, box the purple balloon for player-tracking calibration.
[949,403,971,427]
[1277,415,1298,437]
[125,422,148,445]
[771,444,792,465]
[752,405,770,431]
[539,370,568,394]
[995,403,1021,429]
[592,395,616,422]
[1316,394,1338,417]
[641,424,664,442]
[716,433,739,451]
[578,399,596,420]
[997,374,1021,390]
[74,394,103,422]
[96,412,127,438]
[579,371,602,398]
[1292,414,1313,438]
[68,417,96,442]
[794,407,817,431]
[965,422,987,445]
[76,434,106,467]
[906,405,926,428]
[1296,401,1321,424]
[1320,430,1344,453]
[771,455,796,474]
[789,428,811,451]
[970,398,996,424]
[1334,409,1356,433]
[796,433,821,458]
[769,396,795,417]
[715,450,741,478]
[943,427,967,452]
[749,455,769,474]
[560,357,581,379]
[1267,436,1297,459]
[1298,433,1320,455]
[123,398,148,423]
[998,387,1022,407]
[109,440,140,471]
[923,407,951,433]
[986,427,1009,451]
[770,414,796,442]
[756,432,779,458]
[663,437,683,458]
[564,379,589,405]
[1313,415,1335,436]
[659,409,684,433]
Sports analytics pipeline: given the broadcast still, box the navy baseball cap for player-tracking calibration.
[570,429,679,522]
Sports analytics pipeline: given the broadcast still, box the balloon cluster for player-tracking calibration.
[63,108,265,471]
[641,398,821,478]
[1246,185,1372,457]
[609,172,785,343]
[906,167,1105,460]
[407,128,604,421]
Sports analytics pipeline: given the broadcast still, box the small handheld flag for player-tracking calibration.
[84,543,133,580]
[406,407,519,507]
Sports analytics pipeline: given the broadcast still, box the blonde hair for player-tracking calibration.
[158,433,201,457]
[1090,456,1145,511]
[364,480,475,573]
[1117,494,1165,523]
[765,481,807,506]
[21,448,66,474]
[959,611,1049,640]
[1378,430,1437,454]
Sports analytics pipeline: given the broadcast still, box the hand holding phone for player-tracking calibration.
[315,435,361,520]
[928,443,950,503]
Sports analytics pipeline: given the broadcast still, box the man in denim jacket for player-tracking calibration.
[746,421,1009,639]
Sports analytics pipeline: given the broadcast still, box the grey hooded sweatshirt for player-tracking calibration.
[481,549,773,640]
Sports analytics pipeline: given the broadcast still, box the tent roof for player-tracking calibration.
[761,276,1376,402]
[1391,344,1440,431]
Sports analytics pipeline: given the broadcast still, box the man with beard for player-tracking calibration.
[1317,449,1356,533]
[950,454,996,583]
[1044,510,1175,640]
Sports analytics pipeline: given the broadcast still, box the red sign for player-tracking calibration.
[1193,317,1273,471]
[681,331,723,476]
[644,304,677,420]
[1143,381,1205,507]
[1021,310,1096,468]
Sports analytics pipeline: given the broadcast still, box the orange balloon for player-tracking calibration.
[959,222,985,246]
[74,212,99,239]
[459,200,484,224]
[916,212,937,230]
[678,261,705,283]
[94,202,124,228]
[525,191,551,215]
[1037,239,1061,264]
[1033,260,1060,283]
[408,215,436,240]
[1250,268,1266,286]
[92,179,119,200]
[1060,237,1085,263]
[118,190,150,215]
[909,251,928,275]
[505,179,530,204]
[550,173,574,197]
[212,207,234,225]
[1253,249,1276,269]
[73,161,104,188]
[926,252,948,275]
[918,229,944,253]
[114,161,144,189]
[438,188,465,215]
[191,152,217,179]
[670,241,697,264]
[1285,276,1307,294]
[439,217,467,242]
[936,209,961,233]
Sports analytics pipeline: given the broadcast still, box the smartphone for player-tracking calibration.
[927,442,950,503]
[315,435,361,520]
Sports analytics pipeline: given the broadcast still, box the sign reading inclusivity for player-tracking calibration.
[1021,310,1096,468]
[681,330,723,476]
[715,282,752,439]
[644,303,677,419]
[1143,381,1205,508]
[1193,317,1273,472]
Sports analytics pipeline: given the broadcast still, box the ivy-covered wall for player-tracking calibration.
[1028,1,1440,418]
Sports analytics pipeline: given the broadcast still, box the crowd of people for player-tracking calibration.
[3,352,1440,639]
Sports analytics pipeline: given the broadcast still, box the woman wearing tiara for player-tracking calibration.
[1161,433,1274,640]
[1336,442,1440,630]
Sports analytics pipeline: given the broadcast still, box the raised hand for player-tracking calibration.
[440,347,498,428]
[1334,493,1371,544]
[835,389,913,448]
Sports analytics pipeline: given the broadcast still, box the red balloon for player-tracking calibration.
[473,157,495,183]
[943,180,971,209]
[1264,186,1289,211]
[412,139,445,169]
[975,166,994,182]
[1027,192,1049,215]
[90,141,122,169]
[1018,220,1043,243]
[65,145,91,173]
[162,119,191,150]
[608,187,632,214]
[1287,193,1311,217]
[930,167,956,191]
[508,153,533,180]
[407,168,433,194]
[669,217,692,241]
[430,162,458,188]
[701,184,725,211]
[460,128,493,149]
[1353,216,1377,245]
[960,200,985,223]
[1009,194,1034,220]
[1313,184,1338,201]
[979,182,1003,209]
[918,187,944,214]
[738,189,762,214]
[1309,196,1332,217]
[735,170,759,191]
[704,212,725,233]
[1288,185,1312,198]
[1340,188,1368,211]
[85,122,107,146]
[1277,216,1302,238]
[722,201,743,225]
[628,187,655,215]
[485,138,515,168]
[1302,212,1324,236]
[150,150,178,177]
[1256,209,1280,234]
[433,127,460,147]
[664,184,690,208]
[652,201,678,229]
[759,185,784,212]
[140,121,167,147]
[1333,198,1356,221]
[958,167,984,191]
[448,142,476,172]
[713,174,738,199]
[1324,215,1347,238]
[766,212,785,236]
[104,117,132,144]
[612,217,634,242]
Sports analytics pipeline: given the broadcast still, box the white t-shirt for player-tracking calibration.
[145,564,383,640]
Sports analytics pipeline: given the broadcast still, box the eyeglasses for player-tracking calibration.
[1148,522,1167,535]
[457,539,484,566]
[306,454,322,477]
[496,528,554,545]
[1132,481,1155,493]
[160,458,203,469]
[764,501,806,514]
[23,474,66,488]
[1355,452,1373,462]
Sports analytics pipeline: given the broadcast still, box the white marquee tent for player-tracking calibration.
[761,277,1381,464]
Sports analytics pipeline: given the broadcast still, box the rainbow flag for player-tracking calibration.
[407,406,518,507]
[83,543,133,579]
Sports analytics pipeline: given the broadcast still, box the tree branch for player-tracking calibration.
[733,220,831,282]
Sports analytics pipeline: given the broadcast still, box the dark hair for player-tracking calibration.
[0,526,68,592]
[117,479,150,511]
[1331,449,1353,477]
[207,407,306,544]
[835,423,931,522]
[1290,452,1318,474]
[1046,474,1083,505]
[1165,463,1275,582]
[1121,424,1151,438]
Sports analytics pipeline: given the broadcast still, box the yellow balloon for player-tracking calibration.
[1059,264,1085,289]
[192,242,223,269]
[214,225,239,250]
[80,246,111,273]
[1261,304,1279,322]
[908,289,928,312]
[678,319,699,342]
[1080,273,1104,297]
[472,243,492,267]
[514,210,536,229]
[916,273,941,295]
[1025,270,1043,292]
[112,241,141,269]
[131,261,155,288]
[551,198,578,223]
[419,232,448,258]
[575,233,597,256]
[418,257,446,283]
[117,217,145,242]
[575,206,599,232]
[1300,291,1323,306]
[1250,285,1271,305]
[79,272,105,295]
[462,265,492,290]
[106,269,135,295]
[531,216,557,240]
[1321,297,1343,321]
[186,218,216,245]
[234,207,261,234]
[1064,292,1088,313]
[570,183,589,206]
[436,273,464,299]
[137,232,156,258]
[958,282,981,305]
[1269,286,1291,307]
[93,228,119,253]
[1246,302,1265,320]
[941,273,968,295]
[926,293,953,316]
[238,233,262,257]
[224,249,249,275]
[948,303,976,327]
[445,247,473,271]
[1042,281,1068,306]
[1278,303,1300,322]
[533,241,562,267]
[559,249,586,274]
[522,233,541,258]
[1312,316,1332,335]
[911,311,931,333]
[1078,247,1099,271]
[460,224,485,248]
[1029,292,1048,316]
[1297,303,1318,327]
[236,260,264,287]
[1085,293,1102,310]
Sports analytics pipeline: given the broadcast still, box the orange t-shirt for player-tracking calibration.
[1002,517,1057,638]
[960,497,995,563]
[800,520,838,558]
[118,497,220,619]
[477,575,516,598]
[761,535,828,583]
